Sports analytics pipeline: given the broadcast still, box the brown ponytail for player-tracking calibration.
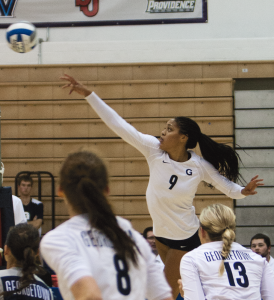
[0,223,43,297]
[60,151,139,267]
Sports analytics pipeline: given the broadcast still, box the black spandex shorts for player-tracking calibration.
[155,230,201,252]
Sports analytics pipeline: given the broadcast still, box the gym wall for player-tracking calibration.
[0,0,274,65]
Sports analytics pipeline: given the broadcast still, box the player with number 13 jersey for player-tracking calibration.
[180,204,274,300]
[181,241,274,299]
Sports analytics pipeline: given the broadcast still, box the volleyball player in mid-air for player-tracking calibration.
[41,151,173,300]
[179,204,274,300]
[60,74,263,298]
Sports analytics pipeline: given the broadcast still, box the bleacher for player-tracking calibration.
[2,61,267,234]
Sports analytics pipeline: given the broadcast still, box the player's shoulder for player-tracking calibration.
[188,151,204,165]
[116,216,144,243]
[43,215,88,239]
[41,220,75,250]
[183,241,223,260]
[181,243,208,263]
[229,242,265,263]
[269,256,274,265]
[190,151,209,165]
[0,267,20,277]
[189,150,215,167]
[116,216,133,231]
[31,198,43,205]
[231,242,262,256]
[12,195,22,203]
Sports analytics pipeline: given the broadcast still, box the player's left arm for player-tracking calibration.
[180,254,206,300]
[240,175,264,196]
[200,158,263,199]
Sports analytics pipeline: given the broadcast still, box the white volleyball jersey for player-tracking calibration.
[12,195,27,225]
[0,267,53,300]
[268,256,274,273]
[40,215,171,300]
[180,241,274,300]
[86,92,245,240]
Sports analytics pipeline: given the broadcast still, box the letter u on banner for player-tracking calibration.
[76,0,99,17]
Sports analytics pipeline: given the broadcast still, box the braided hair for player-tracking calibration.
[199,204,236,276]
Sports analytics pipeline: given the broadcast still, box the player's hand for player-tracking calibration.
[60,74,92,97]
[177,279,184,298]
[241,175,264,196]
[33,215,37,221]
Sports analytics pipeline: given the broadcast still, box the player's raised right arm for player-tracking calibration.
[61,74,92,97]
[61,74,159,157]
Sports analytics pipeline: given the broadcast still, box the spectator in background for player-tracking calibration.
[143,227,157,255]
[18,175,43,236]
[143,226,165,269]
[250,233,274,272]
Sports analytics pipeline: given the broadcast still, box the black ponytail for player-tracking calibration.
[198,133,242,182]
[175,117,242,183]
[60,151,139,267]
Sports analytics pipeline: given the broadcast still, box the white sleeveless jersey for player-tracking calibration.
[85,93,245,240]
[40,215,171,300]
[180,241,274,300]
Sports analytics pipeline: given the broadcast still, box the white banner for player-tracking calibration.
[0,0,207,27]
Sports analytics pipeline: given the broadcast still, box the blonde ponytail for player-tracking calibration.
[199,204,236,276]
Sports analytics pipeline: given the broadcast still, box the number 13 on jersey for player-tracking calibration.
[224,262,249,288]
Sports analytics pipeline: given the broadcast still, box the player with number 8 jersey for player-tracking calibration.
[40,151,172,300]
[60,74,264,299]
